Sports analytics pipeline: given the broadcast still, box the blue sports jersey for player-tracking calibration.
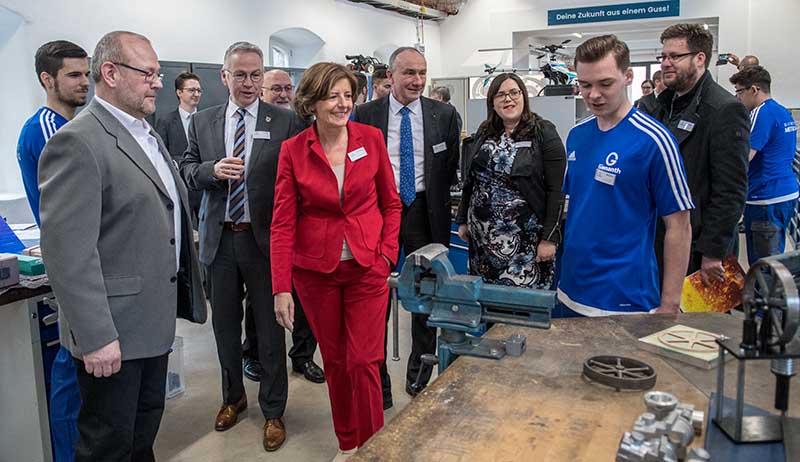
[558,107,694,316]
[747,98,798,204]
[16,107,69,225]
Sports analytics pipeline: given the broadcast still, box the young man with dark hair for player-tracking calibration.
[156,71,202,163]
[651,23,750,286]
[557,35,692,317]
[16,40,90,462]
[730,65,798,264]
[156,72,202,227]
[371,67,391,100]
[18,40,90,224]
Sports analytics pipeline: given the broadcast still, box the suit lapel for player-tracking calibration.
[420,97,439,188]
[88,100,170,199]
[378,97,390,143]
[344,123,364,192]
[250,101,272,163]
[211,103,227,161]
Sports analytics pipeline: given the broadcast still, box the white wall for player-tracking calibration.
[0,0,442,195]
[439,0,799,106]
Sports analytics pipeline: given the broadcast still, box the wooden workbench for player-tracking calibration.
[352,313,798,462]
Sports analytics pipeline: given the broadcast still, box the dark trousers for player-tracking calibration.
[377,194,437,392]
[207,228,287,419]
[72,353,168,462]
[243,290,317,367]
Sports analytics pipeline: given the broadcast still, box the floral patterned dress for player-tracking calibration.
[467,132,554,289]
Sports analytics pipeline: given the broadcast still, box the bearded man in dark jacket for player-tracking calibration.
[651,23,749,285]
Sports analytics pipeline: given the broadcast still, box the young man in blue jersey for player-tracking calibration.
[557,35,693,317]
[730,66,799,264]
[16,40,89,462]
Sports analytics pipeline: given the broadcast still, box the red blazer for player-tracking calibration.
[271,121,402,294]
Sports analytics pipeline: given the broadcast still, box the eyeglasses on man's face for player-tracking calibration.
[180,87,202,94]
[225,69,264,83]
[493,89,523,101]
[266,85,293,94]
[655,51,698,63]
[113,62,163,84]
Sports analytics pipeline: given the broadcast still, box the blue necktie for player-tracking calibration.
[399,106,416,206]
[228,108,248,224]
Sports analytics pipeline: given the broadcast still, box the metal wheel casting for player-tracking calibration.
[583,355,657,391]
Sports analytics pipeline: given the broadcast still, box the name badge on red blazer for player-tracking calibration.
[348,147,368,161]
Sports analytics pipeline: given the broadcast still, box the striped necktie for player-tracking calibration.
[228,108,248,224]
[399,106,416,206]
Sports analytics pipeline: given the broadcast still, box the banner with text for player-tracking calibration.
[548,0,680,26]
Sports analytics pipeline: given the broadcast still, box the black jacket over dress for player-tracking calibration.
[651,70,749,270]
[456,119,566,243]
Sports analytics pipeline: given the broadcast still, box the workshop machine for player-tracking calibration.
[713,251,800,457]
[388,243,555,375]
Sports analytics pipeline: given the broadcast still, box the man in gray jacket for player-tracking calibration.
[39,30,206,461]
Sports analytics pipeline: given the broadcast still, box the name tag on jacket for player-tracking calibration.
[514,141,532,148]
[254,130,271,140]
[348,147,368,161]
[433,142,447,154]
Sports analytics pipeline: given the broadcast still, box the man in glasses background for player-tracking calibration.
[181,41,307,453]
[156,72,203,226]
[650,23,749,285]
[730,65,798,264]
[38,30,206,460]
[260,69,294,109]
[252,69,324,387]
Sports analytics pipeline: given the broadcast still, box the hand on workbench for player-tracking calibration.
[535,240,557,262]
[274,292,295,332]
[457,224,469,242]
[652,303,680,314]
[82,339,122,378]
[700,256,725,285]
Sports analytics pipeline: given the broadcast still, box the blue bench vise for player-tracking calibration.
[391,243,555,373]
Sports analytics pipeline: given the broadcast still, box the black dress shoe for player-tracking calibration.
[383,392,393,410]
[405,381,425,397]
[243,357,263,382]
[292,360,325,384]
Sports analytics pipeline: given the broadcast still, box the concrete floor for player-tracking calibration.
[154,305,426,462]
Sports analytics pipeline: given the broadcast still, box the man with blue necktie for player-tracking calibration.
[353,46,460,408]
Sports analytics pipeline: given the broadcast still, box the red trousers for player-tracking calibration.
[293,258,389,450]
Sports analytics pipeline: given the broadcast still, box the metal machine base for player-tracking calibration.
[437,329,526,372]
[715,415,784,443]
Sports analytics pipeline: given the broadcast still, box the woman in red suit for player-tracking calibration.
[271,62,401,460]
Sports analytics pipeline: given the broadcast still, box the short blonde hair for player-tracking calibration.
[293,62,357,118]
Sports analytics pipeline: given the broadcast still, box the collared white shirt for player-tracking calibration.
[387,93,425,193]
[178,106,195,140]
[95,96,181,271]
[224,98,259,223]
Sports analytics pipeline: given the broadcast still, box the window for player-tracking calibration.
[271,46,288,68]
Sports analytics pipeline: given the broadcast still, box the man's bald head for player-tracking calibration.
[739,55,759,70]
[260,69,294,108]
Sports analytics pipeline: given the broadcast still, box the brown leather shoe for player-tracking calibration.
[263,417,286,452]
[214,395,247,431]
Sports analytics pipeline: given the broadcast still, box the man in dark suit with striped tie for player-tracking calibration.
[181,41,305,452]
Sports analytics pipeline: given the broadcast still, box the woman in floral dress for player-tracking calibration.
[456,73,566,289]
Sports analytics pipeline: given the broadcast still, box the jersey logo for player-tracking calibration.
[605,152,618,166]
[568,151,576,161]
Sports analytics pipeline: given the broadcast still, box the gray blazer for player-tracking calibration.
[180,101,306,265]
[38,99,207,361]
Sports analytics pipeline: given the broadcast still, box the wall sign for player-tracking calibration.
[548,0,680,26]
